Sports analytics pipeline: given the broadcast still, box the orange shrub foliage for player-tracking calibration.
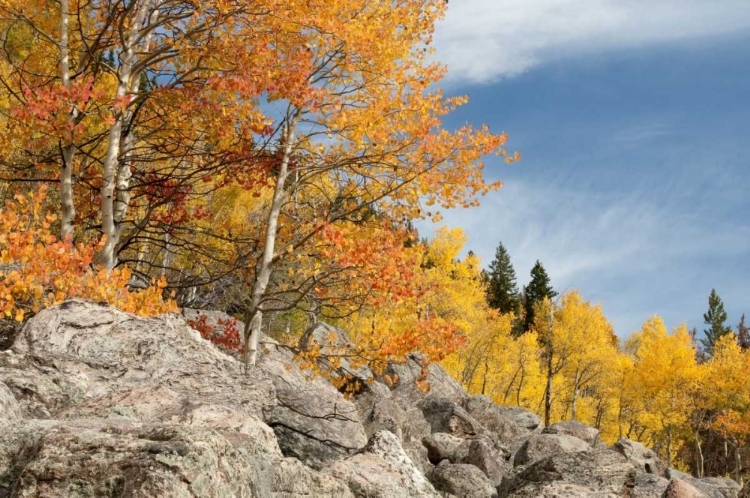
[0,187,177,320]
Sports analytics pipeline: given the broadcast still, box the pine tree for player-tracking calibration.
[523,260,557,333]
[485,242,519,315]
[737,313,750,351]
[700,289,733,356]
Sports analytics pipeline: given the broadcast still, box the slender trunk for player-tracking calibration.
[571,369,580,421]
[695,437,704,478]
[666,426,672,469]
[59,0,76,239]
[480,355,489,395]
[243,116,299,367]
[544,353,552,427]
[516,368,526,406]
[99,0,153,269]
[733,439,742,485]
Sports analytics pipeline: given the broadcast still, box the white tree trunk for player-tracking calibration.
[243,115,299,367]
[59,0,77,239]
[99,0,154,269]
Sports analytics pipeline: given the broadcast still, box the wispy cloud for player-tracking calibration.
[434,0,750,83]
[417,180,750,335]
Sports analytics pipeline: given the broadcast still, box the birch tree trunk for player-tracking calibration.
[243,114,299,367]
[59,0,77,239]
[99,0,154,270]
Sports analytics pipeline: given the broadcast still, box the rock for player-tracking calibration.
[513,433,591,467]
[298,322,374,392]
[10,300,276,420]
[270,458,355,497]
[422,432,464,464]
[687,477,742,498]
[542,420,600,446]
[613,438,665,476]
[1,418,349,497]
[385,354,467,408]
[418,396,483,437]
[258,340,368,470]
[667,468,695,480]
[487,404,542,433]
[0,382,21,429]
[452,436,511,486]
[0,301,371,495]
[462,395,538,445]
[326,431,438,497]
[355,384,405,440]
[663,479,710,498]
[630,472,670,497]
[499,449,637,497]
[427,460,498,498]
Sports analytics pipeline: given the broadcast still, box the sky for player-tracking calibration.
[418,0,750,338]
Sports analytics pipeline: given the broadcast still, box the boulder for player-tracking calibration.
[427,460,498,498]
[452,436,511,486]
[298,322,374,392]
[499,449,637,497]
[418,396,483,437]
[257,340,367,469]
[667,468,695,480]
[385,354,467,408]
[630,472,670,497]
[354,384,405,440]
[513,433,591,467]
[686,477,742,498]
[663,478,710,498]
[422,432,464,464]
[613,438,665,476]
[0,382,21,429]
[542,420,600,446]
[326,430,438,497]
[1,418,351,497]
[462,395,539,445]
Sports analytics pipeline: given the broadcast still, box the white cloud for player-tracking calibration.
[416,180,750,335]
[434,0,750,82]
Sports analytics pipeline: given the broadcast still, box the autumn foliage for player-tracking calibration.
[0,187,176,320]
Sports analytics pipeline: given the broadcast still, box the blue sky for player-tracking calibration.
[420,1,750,338]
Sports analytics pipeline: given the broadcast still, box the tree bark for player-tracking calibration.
[243,114,299,367]
[59,0,76,239]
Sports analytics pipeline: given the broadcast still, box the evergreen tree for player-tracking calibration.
[737,313,750,351]
[700,289,733,356]
[485,242,519,315]
[523,260,557,333]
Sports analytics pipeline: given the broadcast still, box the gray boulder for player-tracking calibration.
[686,477,742,498]
[422,432,464,463]
[613,438,666,476]
[513,433,591,467]
[499,449,637,497]
[427,460,498,498]
[542,420,600,446]
[326,430,439,497]
[418,396,484,437]
[663,478,710,498]
[462,395,539,445]
[667,468,695,480]
[298,322,374,392]
[384,354,468,408]
[630,472,670,497]
[452,436,511,486]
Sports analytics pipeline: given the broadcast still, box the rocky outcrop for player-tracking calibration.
[499,449,637,497]
[542,420,600,446]
[427,460,498,498]
[0,300,729,497]
[326,430,438,497]
[513,433,591,466]
[664,478,710,498]
[613,437,666,476]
